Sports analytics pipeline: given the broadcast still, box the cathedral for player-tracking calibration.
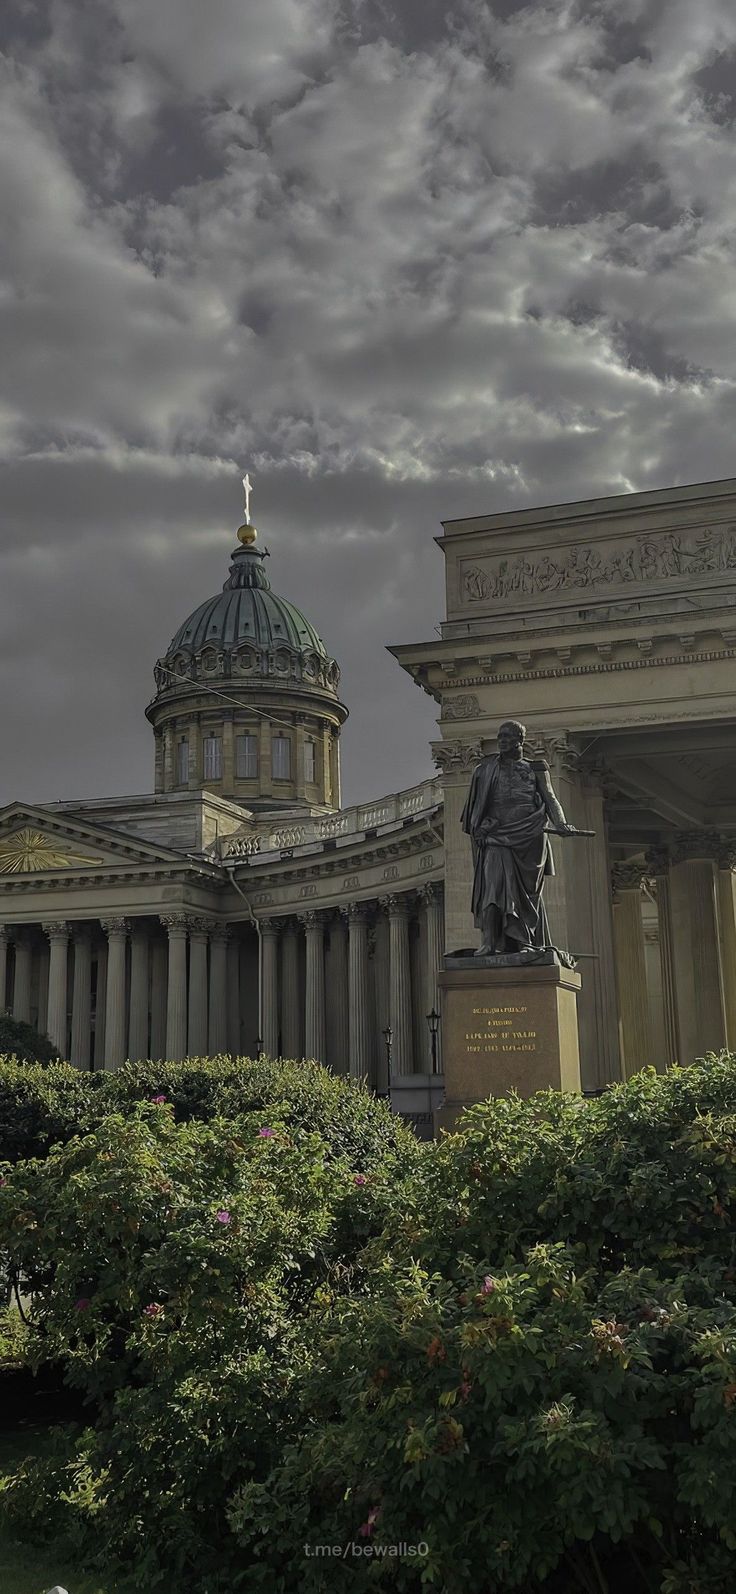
[3,472,736,1114]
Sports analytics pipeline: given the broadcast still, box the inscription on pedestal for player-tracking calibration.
[437,963,582,1132]
[465,1003,537,1055]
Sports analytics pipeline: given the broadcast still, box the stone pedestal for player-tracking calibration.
[436,957,582,1133]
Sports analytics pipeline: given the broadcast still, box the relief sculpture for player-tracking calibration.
[462,525,736,604]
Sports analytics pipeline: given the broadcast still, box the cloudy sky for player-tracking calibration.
[2,0,736,810]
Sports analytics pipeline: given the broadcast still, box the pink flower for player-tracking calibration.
[258,1127,275,1138]
[216,1210,231,1225]
[0,1178,6,1187]
[74,1297,91,1312]
[143,1302,162,1318]
[481,1276,496,1295]
[358,1506,380,1538]
[151,1094,166,1104]
[354,1174,367,1186]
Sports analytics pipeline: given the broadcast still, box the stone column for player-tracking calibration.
[70,927,93,1070]
[610,865,653,1079]
[281,920,301,1058]
[187,917,209,1056]
[300,911,326,1062]
[37,941,50,1037]
[668,834,727,1062]
[154,729,164,793]
[43,922,70,1058]
[150,939,168,1061]
[0,926,9,1014]
[100,918,129,1070]
[530,739,621,1088]
[646,847,678,1069]
[371,911,390,1092]
[93,943,107,1068]
[431,740,483,953]
[259,721,273,799]
[327,912,349,1075]
[226,935,241,1053]
[12,930,32,1022]
[382,893,414,1076]
[222,716,235,794]
[161,914,188,1061]
[421,883,444,1073]
[260,918,279,1057]
[344,903,371,1080]
[208,925,229,1054]
[163,725,175,791]
[127,924,150,1062]
[715,842,736,1051]
[188,715,202,790]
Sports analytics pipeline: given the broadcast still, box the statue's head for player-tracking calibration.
[497,720,526,757]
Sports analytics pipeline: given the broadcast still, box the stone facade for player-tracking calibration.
[3,476,736,1097]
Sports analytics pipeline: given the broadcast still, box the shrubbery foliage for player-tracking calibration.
[2,1056,736,1591]
[0,1013,61,1067]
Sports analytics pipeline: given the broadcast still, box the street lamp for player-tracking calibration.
[382,1024,393,1078]
[426,1007,440,1073]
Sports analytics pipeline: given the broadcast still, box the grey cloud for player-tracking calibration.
[3,0,736,808]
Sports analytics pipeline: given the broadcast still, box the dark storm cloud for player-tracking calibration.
[2,0,736,808]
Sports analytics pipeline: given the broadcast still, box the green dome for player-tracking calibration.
[167,544,329,657]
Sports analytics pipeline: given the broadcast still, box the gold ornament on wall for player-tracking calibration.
[0,828,102,873]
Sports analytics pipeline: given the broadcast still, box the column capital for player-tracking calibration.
[0,923,10,944]
[341,901,371,924]
[100,917,130,937]
[208,922,231,943]
[160,912,189,935]
[379,892,412,919]
[610,860,649,894]
[418,881,444,908]
[644,844,671,877]
[715,836,736,871]
[528,732,580,775]
[298,909,326,932]
[671,829,723,865]
[42,920,71,939]
[187,915,214,938]
[431,738,483,775]
[258,915,281,937]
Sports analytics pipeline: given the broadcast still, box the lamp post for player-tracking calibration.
[382,1023,393,1080]
[256,1034,263,1056]
[426,1007,440,1073]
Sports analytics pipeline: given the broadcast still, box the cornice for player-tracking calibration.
[435,645,736,695]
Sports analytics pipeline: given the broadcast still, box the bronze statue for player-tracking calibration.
[461,720,580,960]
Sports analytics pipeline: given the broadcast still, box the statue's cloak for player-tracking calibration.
[460,755,555,948]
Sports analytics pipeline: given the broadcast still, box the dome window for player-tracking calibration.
[203,735,222,780]
[304,739,316,785]
[272,735,292,781]
[236,733,258,779]
[177,738,189,785]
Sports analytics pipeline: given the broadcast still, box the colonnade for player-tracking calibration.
[0,884,444,1082]
[611,835,736,1075]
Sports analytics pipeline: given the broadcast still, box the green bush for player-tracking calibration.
[0,1101,398,1583]
[4,1060,736,1590]
[0,1054,418,1171]
[0,1014,60,1066]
